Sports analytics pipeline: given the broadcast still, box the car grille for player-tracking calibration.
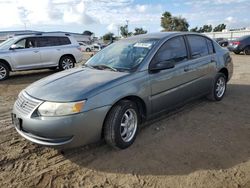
[15,91,42,115]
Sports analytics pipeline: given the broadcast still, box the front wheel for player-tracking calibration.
[0,62,10,81]
[104,100,140,149]
[244,46,250,55]
[207,73,227,101]
[59,56,75,71]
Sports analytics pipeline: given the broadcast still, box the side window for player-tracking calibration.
[206,39,214,54]
[37,37,53,47]
[37,37,71,47]
[15,39,26,49]
[187,35,209,58]
[15,38,38,49]
[154,36,188,64]
[59,37,71,45]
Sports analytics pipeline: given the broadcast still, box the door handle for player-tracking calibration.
[33,51,39,53]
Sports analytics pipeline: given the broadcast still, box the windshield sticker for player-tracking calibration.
[134,43,152,48]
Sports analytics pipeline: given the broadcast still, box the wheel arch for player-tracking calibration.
[101,95,147,138]
[218,68,229,82]
[0,59,12,71]
[59,54,76,64]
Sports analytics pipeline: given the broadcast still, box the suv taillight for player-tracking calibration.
[77,46,82,52]
[233,41,240,45]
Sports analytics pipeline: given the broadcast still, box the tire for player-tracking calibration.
[104,100,140,149]
[244,46,250,55]
[0,62,10,81]
[86,48,91,52]
[234,51,240,55]
[207,73,227,101]
[59,56,75,71]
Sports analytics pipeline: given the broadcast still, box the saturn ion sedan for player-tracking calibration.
[12,32,233,149]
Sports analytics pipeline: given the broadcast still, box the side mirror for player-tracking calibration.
[10,44,17,50]
[149,60,175,72]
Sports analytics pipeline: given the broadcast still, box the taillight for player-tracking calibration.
[77,46,82,51]
[232,41,240,45]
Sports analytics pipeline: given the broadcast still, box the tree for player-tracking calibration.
[190,25,213,33]
[120,25,132,37]
[213,24,226,32]
[82,30,93,36]
[190,27,198,32]
[102,32,114,41]
[161,11,189,31]
[134,27,147,35]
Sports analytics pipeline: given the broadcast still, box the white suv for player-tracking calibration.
[0,33,83,80]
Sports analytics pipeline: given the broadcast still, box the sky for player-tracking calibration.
[0,0,249,37]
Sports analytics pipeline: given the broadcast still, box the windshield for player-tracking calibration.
[0,38,15,50]
[86,38,158,71]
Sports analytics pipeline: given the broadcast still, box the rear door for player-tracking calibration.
[37,36,70,67]
[185,35,217,95]
[10,37,41,70]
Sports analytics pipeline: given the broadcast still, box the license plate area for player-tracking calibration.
[11,113,23,130]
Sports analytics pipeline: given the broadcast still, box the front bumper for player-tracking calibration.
[12,103,110,148]
[227,45,240,53]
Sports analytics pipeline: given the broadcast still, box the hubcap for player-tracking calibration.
[0,65,7,79]
[61,58,74,70]
[120,109,137,142]
[216,77,226,98]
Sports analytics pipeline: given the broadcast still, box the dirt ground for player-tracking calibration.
[0,53,250,188]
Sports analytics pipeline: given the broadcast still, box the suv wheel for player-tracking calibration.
[244,46,250,55]
[104,100,140,149]
[59,56,75,70]
[207,73,227,101]
[0,62,10,81]
[86,48,91,52]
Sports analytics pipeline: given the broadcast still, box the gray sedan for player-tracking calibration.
[12,32,233,149]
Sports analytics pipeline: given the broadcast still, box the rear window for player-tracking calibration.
[187,35,209,58]
[37,36,71,47]
[206,39,215,54]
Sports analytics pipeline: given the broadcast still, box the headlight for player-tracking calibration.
[38,100,85,117]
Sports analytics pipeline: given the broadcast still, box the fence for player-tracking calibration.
[203,30,250,40]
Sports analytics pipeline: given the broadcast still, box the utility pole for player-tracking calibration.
[126,20,129,37]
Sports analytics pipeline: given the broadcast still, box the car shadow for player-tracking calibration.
[0,69,57,85]
[64,83,250,176]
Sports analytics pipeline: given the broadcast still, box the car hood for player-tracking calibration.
[26,67,129,102]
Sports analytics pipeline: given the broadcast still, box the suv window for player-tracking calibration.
[37,36,71,47]
[154,36,188,64]
[15,38,38,49]
[187,35,209,58]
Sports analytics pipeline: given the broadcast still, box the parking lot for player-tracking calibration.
[0,53,250,188]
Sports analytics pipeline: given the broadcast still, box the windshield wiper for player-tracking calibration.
[92,64,118,72]
[83,64,94,69]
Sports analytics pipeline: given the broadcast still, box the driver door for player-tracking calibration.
[10,37,41,70]
[149,36,193,114]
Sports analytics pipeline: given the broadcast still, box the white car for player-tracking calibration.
[78,42,94,52]
[0,33,83,80]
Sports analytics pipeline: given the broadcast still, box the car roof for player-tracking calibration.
[123,32,208,41]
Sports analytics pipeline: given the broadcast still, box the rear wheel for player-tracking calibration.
[234,51,240,55]
[0,62,10,81]
[104,100,140,149]
[244,46,250,55]
[86,48,91,52]
[59,56,75,71]
[207,73,227,101]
